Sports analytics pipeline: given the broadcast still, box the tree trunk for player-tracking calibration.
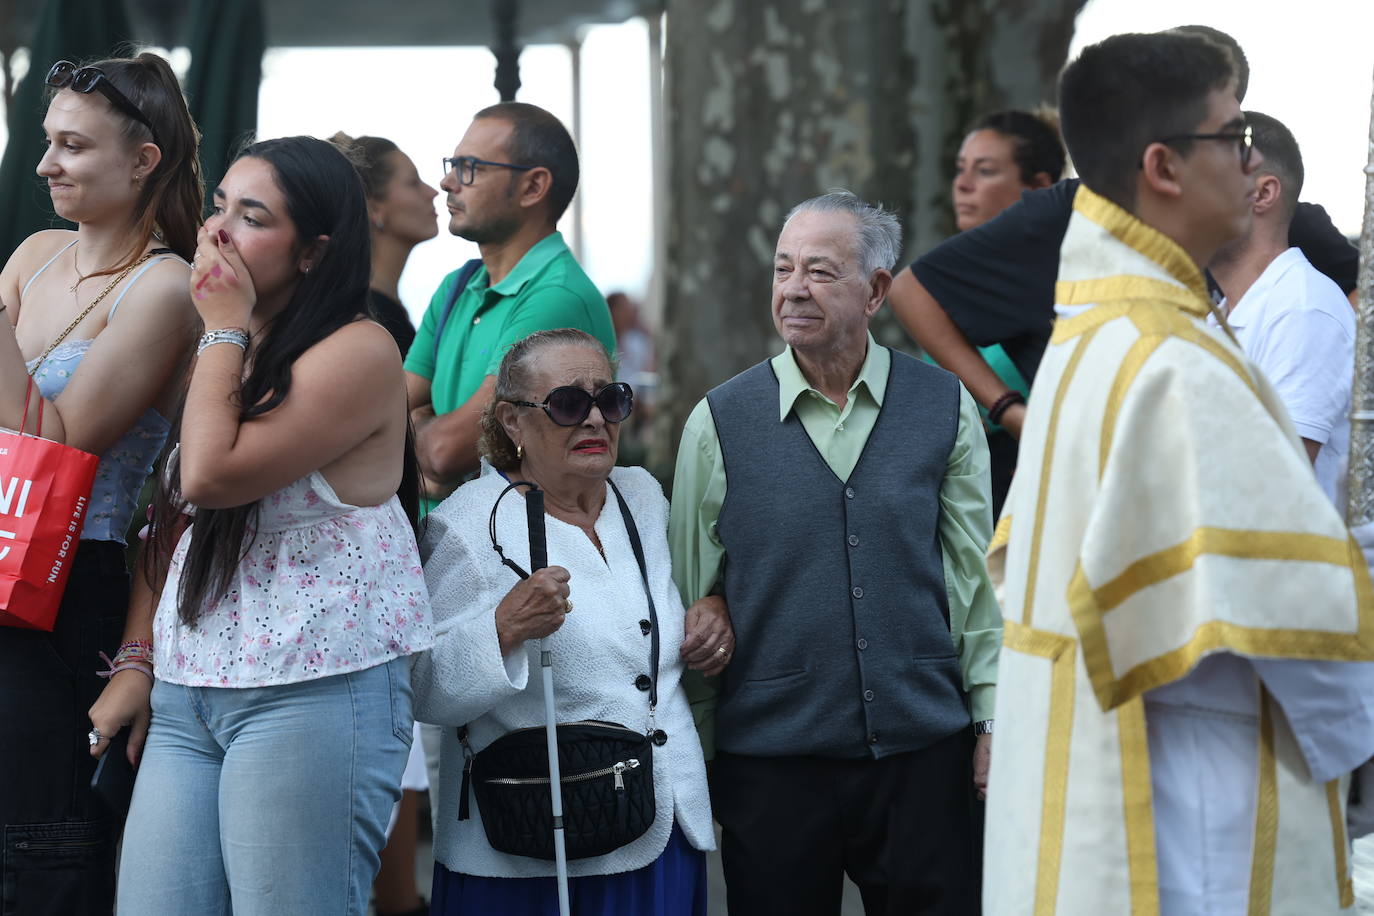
[654,0,1087,480]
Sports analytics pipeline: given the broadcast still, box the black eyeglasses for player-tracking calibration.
[46,61,158,143]
[442,155,534,186]
[1155,123,1253,169]
[510,382,634,426]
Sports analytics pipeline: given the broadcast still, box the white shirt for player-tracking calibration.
[1210,247,1355,504]
[412,464,715,879]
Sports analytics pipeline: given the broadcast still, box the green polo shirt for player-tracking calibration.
[405,231,617,513]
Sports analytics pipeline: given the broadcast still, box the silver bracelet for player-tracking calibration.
[197,328,249,355]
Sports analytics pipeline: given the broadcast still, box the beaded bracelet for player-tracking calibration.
[97,651,154,682]
[197,327,249,355]
[987,390,1027,427]
[108,639,154,667]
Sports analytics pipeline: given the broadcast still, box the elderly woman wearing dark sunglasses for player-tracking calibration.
[413,328,728,915]
[0,53,200,916]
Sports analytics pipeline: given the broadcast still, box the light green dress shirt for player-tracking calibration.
[668,334,1002,756]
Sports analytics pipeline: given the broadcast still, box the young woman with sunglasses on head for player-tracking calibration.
[414,328,728,915]
[0,53,200,915]
[111,135,432,916]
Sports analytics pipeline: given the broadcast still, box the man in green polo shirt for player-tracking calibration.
[405,101,616,514]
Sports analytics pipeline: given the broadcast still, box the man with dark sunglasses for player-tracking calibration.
[985,32,1374,915]
[669,191,1001,914]
[404,102,616,515]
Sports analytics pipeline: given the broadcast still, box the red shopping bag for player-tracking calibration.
[0,384,99,631]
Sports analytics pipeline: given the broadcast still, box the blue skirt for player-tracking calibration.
[430,822,707,916]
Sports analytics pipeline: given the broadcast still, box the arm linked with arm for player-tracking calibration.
[668,399,731,759]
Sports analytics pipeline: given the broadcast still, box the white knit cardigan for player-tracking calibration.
[412,464,715,878]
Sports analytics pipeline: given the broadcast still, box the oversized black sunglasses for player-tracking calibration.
[46,60,158,143]
[510,382,634,426]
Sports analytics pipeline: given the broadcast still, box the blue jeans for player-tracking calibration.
[117,656,414,916]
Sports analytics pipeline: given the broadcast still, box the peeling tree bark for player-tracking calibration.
[654,0,1087,478]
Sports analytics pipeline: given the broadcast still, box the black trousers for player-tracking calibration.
[711,729,977,916]
[0,541,129,916]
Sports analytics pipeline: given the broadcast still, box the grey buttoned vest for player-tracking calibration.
[706,349,970,759]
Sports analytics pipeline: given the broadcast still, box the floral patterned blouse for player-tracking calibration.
[154,468,433,688]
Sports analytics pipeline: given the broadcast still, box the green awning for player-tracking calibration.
[184,0,264,208]
[0,0,132,262]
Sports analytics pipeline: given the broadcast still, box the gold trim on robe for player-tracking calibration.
[983,185,1373,915]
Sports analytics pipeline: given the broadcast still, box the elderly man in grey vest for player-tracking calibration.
[669,191,1001,915]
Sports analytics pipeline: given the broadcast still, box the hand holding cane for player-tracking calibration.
[526,486,573,916]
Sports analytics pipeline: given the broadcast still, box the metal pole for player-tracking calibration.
[568,35,585,262]
[1346,67,1374,526]
[525,488,571,916]
[492,0,522,101]
[646,10,667,329]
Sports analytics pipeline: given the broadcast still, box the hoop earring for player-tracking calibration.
[516,443,524,461]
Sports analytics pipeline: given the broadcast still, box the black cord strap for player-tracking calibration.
[608,478,659,714]
[484,476,660,714]
[488,479,540,579]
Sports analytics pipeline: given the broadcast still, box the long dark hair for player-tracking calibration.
[55,53,203,270]
[149,136,420,624]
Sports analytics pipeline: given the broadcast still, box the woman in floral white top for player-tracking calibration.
[90,136,433,915]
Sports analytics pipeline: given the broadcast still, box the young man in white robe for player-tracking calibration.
[985,31,1374,915]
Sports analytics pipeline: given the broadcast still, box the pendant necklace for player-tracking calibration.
[69,243,92,293]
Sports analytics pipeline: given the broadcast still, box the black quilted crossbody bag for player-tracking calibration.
[457,479,663,860]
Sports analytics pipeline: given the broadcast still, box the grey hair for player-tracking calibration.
[478,328,615,471]
[783,190,903,277]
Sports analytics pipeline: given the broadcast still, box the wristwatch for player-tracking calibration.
[973,719,994,736]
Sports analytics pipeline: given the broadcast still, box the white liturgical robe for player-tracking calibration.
[984,185,1374,915]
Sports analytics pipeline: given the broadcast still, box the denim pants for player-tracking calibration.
[0,541,128,916]
[118,656,414,916]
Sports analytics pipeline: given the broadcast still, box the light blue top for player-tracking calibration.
[21,240,180,543]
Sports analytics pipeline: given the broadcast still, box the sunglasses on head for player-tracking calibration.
[510,382,634,426]
[46,60,159,143]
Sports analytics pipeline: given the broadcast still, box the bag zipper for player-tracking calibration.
[15,838,101,851]
[493,720,643,739]
[486,757,642,787]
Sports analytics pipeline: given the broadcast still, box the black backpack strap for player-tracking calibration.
[608,478,658,713]
[432,258,484,364]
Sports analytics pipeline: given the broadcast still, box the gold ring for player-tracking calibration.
[715,645,728,657]
[564,598,573,614]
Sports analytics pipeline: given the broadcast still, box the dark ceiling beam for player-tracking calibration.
[3,0,662,49]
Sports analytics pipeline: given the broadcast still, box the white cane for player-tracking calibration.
[525,487,572,916]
